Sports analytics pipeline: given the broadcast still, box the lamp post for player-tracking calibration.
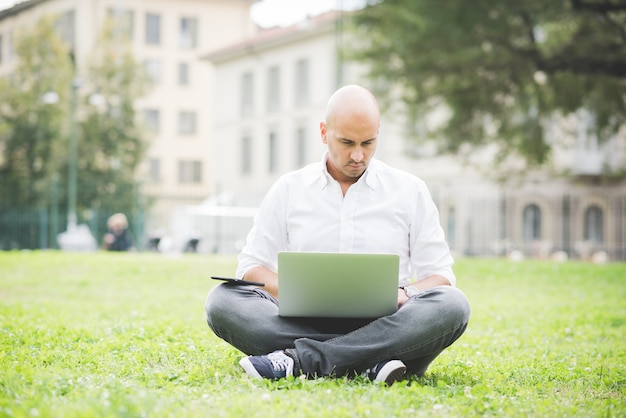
[42,91,60,105]
[56,77,97,251]
[67,78,80,229]
[42,91,60,248]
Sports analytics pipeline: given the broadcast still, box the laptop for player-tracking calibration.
[278,252,399,318]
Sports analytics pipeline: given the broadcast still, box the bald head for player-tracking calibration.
[320,85,380,187]
[324,85,380,130]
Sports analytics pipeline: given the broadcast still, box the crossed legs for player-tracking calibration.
[205,284,470,377]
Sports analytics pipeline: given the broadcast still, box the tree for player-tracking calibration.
[0,14,150,226]
[74,18,150,217]
[349,0,626,174]
[0,15,72,209]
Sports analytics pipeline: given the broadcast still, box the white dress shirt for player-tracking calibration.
[236,153,456,286]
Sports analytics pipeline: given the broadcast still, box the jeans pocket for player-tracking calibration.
[252,287,279,306]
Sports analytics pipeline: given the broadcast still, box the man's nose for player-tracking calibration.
[351,148,364,162]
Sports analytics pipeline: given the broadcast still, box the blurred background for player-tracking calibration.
[0,0,624,261]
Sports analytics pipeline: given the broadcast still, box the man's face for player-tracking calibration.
[320,117,378,183]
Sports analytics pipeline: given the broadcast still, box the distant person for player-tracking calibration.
[103,213,133,251]
[204,85,470,385]
[184,238,200,253]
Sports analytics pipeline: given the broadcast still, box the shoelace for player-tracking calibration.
[267,351,294,375]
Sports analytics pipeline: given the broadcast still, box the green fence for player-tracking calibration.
[0,208,145,251]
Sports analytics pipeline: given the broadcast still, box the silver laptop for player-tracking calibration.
[278,252,399,318]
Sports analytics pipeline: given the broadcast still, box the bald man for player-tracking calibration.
[205,85,470,385]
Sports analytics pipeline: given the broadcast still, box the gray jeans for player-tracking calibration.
[205,284,470,377]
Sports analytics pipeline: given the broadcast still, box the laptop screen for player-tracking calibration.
[278,252,399,318]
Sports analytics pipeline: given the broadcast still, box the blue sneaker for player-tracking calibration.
[239,350,295,380]
[366,360,406,385]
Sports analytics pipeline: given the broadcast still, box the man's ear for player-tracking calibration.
[320,121,328,144]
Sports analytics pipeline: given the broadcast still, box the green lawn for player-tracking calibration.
[0,252,624,417]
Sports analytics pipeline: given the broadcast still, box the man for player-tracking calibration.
[205,85,470,385]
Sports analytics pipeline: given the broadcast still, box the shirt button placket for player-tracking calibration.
[339,190,357,253]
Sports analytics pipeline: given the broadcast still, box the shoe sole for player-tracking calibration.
[239,357,263,379]
[374,360,406,385]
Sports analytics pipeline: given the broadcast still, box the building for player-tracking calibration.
[0,0,257,247]
[201,10,626,260]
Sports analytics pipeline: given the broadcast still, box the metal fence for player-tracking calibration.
[2,193,625,262]
[0,207,145,251]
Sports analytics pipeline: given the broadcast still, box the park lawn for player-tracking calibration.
[0,251,624,417]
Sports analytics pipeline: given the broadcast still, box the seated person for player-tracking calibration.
[204,85,470,385]
[103,213,133,251]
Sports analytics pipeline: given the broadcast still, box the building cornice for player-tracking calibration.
[0,0,258,21]
[0,0,49,20]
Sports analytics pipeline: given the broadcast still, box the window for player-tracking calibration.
[144,59,161,83]
[108,8,134,40]
[268,130,279,173]
[178,111,197,135]
[179,17,198,49]
[241,72,254,117]
[145,13,161,45]
[178,160,202,183]
[241,135,252,175]
[294,58,309,107]
[178,62,189,85]
[522,204,541,241]
[149,158,161,182]
[267,66,281,113]
[584,205,604,243]
[55,10,75,50]
[143,109,160,133]
[296,126,307,167]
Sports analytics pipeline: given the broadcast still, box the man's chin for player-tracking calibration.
[345,167,366,178]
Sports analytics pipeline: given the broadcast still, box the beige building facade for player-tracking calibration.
[0,0,257,243]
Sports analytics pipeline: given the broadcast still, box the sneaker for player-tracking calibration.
[239,350,295,380]
[366,359,406,385]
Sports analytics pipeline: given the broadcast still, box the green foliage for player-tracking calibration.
[0,252,624,417]
[0,16,72,208]
[349,0,626,173]
[0,14,150,219]
[76,18,151,212]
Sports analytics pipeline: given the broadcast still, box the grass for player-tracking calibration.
[0,251,624,417]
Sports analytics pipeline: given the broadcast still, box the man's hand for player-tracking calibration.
[397,274,452,307]
[397,287,409,307]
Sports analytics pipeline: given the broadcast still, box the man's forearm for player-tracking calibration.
[408,274,451,291]
[243,266,279,298]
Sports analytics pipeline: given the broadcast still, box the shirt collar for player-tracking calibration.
[317,151,379,190]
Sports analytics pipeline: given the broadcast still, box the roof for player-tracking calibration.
[0,0,48,20]
[202,10,342,63]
